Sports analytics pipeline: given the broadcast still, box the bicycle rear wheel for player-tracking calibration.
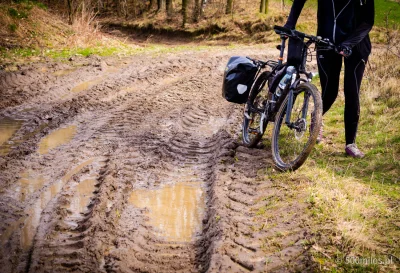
[271,82,322,171]
[242,71,270,148]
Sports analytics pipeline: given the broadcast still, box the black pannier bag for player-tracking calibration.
[222,56,258,104]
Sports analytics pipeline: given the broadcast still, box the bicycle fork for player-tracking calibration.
[285,90,310,130]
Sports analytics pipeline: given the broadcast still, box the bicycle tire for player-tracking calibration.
[271,82,322,171]
[242,71,270,148]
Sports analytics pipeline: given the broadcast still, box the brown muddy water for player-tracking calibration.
[11,172,45,202]
[67,178,96,216]
[0,118,23,156]
[1,158,96,252]
[21,179,63,250]
[53,68,78,77]
[38,125,77,154]
[129,182,205,242]
[71,77,105,93]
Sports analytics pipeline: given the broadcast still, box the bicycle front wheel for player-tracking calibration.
[271,82,322,171]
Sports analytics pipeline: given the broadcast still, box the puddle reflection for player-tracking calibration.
[21,180,63,250]
[38,125,77,154]
[0,118,23,156]
[1,158,96,251]
[68,178,96,216]
[53,68,77,77]
[129,182,205,242]
[71,76,105,93]
[12,172,45,202]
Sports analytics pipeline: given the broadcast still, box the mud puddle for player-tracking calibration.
[70,66,119,93]
[11,171,45,202]
[129,182,205,242]
[71,76,106,93]
[0,118,23,156]
[38,125,77,154]
[53,68,78,77]
[3,158,96,251]
[21,179,63,250]
[67,178,96,216]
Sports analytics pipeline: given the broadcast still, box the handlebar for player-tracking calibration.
[273,25,336,50]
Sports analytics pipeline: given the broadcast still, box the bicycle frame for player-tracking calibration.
[276,34,313,130]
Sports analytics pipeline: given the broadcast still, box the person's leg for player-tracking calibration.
[343,49,368,158]
[315,50,342,142]
[317,50,343,114]
[343,54,367,145]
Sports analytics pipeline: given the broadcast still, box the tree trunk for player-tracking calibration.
[200,0,206,17]
[166,0,173,15]
[149,0,156,10]
[182,0,188,27]
[158,0,166,11]
[226,0,233,14]
[67,0,74,24]
[260,0,265,13]
[193,0,200,22]
[260,0,268,14]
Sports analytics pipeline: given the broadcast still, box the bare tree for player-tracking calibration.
[182,0,188,27]
[260,0,268,14]
[149,0,156,10]
[226,0,233,14]
[166,0,173,15]
[193,0,200,22]
[158,0,166,11]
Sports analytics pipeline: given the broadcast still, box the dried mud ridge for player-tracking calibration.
[1,48,317,272]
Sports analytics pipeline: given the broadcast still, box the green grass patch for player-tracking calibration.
[375,0,400,27]
[8,7,28,19]
[8,23,18,32]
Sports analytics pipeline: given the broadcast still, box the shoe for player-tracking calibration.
[345,143,365,158]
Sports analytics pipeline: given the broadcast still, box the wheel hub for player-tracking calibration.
[294,118,307,139]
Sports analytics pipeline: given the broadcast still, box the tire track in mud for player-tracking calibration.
[206,144,315,272]
[79,68,237,273]
[1,50,233,272]
[1,48,316,272]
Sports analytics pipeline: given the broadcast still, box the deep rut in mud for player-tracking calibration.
[1,47,316,272]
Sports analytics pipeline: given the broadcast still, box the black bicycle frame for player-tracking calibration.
[276,35,313,128]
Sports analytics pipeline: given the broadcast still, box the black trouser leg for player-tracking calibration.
[344,53,367,145]
[317,48,367,145]
[317,50,342,114]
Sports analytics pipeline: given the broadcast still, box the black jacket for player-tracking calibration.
[285,0,374,57]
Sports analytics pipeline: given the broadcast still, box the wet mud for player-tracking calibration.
[0,47,316,272]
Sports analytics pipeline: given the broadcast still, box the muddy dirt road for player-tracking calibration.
[0,47,315,272]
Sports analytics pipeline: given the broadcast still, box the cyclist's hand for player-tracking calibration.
[337,45,352,57]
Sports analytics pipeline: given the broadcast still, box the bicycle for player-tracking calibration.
[242,25,336,171]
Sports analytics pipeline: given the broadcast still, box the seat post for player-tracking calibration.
[278,35,288,65]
